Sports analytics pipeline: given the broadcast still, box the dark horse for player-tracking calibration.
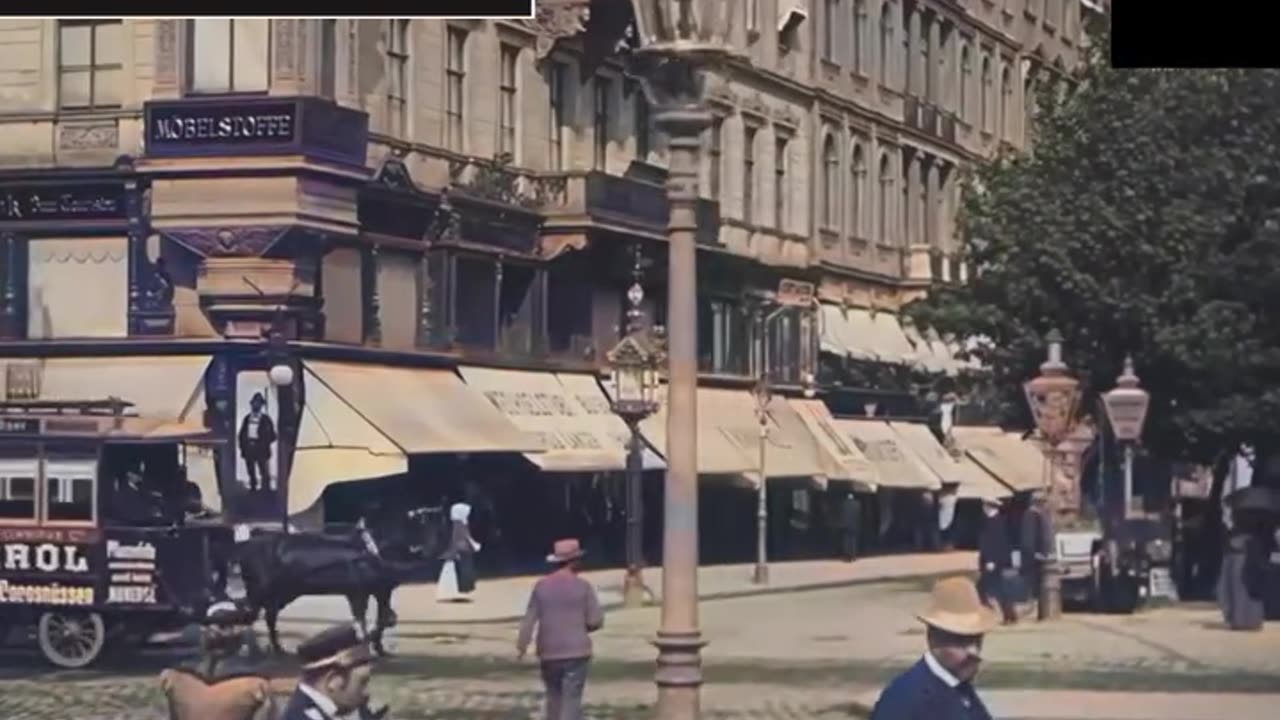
[233,505,446,655]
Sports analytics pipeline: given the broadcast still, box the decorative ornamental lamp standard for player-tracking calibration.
[627,2,737,717]
[1023,328,1081,621]
[607,261,662,609]
[1102,355,1150,519]
[265,308,297,531]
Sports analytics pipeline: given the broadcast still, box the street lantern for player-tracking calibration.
[1024,329,1081,447]
[1023,328,1081,622]
[1103,355,1150,518]
[627,1,736,716]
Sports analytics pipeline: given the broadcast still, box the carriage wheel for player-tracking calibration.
[37,611,106,669]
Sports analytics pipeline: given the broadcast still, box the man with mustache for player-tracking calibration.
[869,577,999,720]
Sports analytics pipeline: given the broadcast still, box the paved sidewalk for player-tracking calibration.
[852,689,1280,720]
[278,550,976,625]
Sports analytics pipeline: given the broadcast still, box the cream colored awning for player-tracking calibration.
[868,311,920,367]
[952,426,1046,493]
[790,398,878,489]
[629,386,752,477]
[819,303,876,360]
[556,372,665,471]
[305,361,536,455]
[903,325,960,375]
[2,355,211,420]
[889,422,1010,500]
[290,364,408,516]
[833,418,940,490]
[458,366,643,473]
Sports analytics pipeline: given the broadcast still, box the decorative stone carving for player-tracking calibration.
[275,19,297,79]
[373,155,417,192]
[58,123,119,151]
[162,226,290,258]
[523,0,592,59]
[155,20,178,86]
[297,19,309,84]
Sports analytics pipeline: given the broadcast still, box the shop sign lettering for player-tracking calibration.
[0,579,94,605]
[483,390,577,418]
[105,539,157,605]
[107,585,156,604]
[0,185,125,222]
[1,543,90,573]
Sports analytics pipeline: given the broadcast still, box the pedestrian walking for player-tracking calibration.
[841,491,862,562]
[437,501,481,602]
[1217,522,1266,631]
[159,600,275,720]
[938,483,960,550]
[869,576,1000,720]
[976,497,1016,625]
[516,538,605,720]
[280,623,387,720]
[1020,489,1052,616]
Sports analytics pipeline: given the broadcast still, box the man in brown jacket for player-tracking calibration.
[159,601,275,720]
[516,538,604,720]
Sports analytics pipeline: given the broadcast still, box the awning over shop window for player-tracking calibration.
[2,355,211,420]
[951,426,1046,493]
[555,372,665,471]
[819,303,876,361]
[832,418,940,490]
[290,364,408,516]
[889,422,1010,500]
[903,325,960,375]
[868,311,921,367]
[305,361,536,455]
[789,398,878,490]
[458,366,651,473]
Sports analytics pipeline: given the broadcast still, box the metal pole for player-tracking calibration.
[1123,444,1135,519]
[1039,450,1063,620]
[753,396,769,585]
[654,102,711,720]
[623,416,647,607]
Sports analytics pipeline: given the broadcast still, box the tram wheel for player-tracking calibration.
[37,610,106,669]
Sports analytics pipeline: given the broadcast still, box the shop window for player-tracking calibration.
[699,297,748,375]
[454,256,497,350]
[499,44,519,159]
[498,263,540,356]
[546,259,593,356]
[27,238,128,339]
[188,19,270,94]
[58,20,123,109]
[0,460,37,521]
[593,75,611,171]
[321,246,364,344]
[376,250,421,350]
[766,309,802,384]
[445,26,466,151]
[547,61,568,171]
[45,460,96,524]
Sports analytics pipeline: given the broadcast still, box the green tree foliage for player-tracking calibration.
[904,20,1280,464]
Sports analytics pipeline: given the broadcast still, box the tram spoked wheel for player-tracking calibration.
[37,610,106,669]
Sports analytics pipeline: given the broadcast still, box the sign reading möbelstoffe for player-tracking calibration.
[147,100,297,150]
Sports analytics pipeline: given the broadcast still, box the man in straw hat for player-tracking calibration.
[516,538,605,720]
[281,623,385,720]
[159,600,274,720]
[870,577,999,720]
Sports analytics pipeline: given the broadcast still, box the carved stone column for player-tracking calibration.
[153,19,183,98]
[363,245,382,345]
[271,19,304,95]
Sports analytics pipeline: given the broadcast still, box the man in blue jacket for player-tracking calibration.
[870,576,1000,720]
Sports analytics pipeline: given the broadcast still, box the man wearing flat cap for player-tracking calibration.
[160,600,274,720]
[870,576,999,720]
[281,623,382,720]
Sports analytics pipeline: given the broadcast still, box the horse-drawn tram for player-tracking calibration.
[0,397,229,668]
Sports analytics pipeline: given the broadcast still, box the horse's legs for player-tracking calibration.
[347,593,371,638]
[370,586,396,656]
[265,605,284,655]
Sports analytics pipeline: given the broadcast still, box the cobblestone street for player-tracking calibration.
[2,577,1279,719]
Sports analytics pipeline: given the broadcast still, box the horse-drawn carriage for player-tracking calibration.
[0,397,230,668]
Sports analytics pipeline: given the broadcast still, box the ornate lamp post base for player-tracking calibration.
[1040,558,1063,620]
[653,630,708,720]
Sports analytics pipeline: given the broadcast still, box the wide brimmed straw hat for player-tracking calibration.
[546,538,586,564]
[917,576,1000,636]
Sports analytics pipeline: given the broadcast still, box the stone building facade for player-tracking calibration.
[0,4,1086,564]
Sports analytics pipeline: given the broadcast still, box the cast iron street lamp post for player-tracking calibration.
[1023,329,1081,621]
[752,368,773,585]
[608,263,661,609]
[265,309,296,531]
[628,2,737,717]
[1102,355,1150,518]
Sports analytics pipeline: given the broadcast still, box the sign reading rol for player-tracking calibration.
[147,100,297,151]
[2,542,90,573]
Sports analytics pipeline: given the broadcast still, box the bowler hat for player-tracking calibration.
[546,538,586,564]
[916,576,1000,637]
[200,599,256,627]
[250,392,267,407]
[296,623,373,671]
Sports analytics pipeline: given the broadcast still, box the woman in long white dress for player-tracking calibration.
[437,502,481,602]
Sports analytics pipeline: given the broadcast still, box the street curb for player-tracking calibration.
[287,567,973,628]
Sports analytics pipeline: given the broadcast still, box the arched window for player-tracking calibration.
[878,153,893,244]
[902,7,915,94]
[853,0,868,74]
[822,135,839,229]
[919,162,931,247]
[959,45,971,121]
[879,3,894,87]
[850,144,866,237]
[900,152,911,246]
[980,56,992,132]
[1000,65,1012,139]
[921,18,932,102]
[1024,71,1037,144]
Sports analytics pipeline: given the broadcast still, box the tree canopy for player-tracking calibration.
[904,20,1280,465]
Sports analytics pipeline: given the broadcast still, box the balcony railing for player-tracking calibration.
[544,170,723,247]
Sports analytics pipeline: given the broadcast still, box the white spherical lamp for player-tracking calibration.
[268,363,295,387]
